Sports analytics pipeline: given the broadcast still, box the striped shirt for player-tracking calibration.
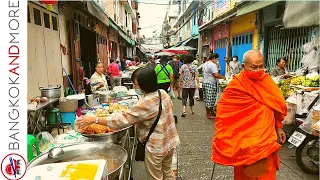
[106,89,180,155]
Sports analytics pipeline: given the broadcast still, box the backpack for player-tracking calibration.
[169,61,180,79]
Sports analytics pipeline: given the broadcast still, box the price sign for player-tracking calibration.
[288,131,306,147]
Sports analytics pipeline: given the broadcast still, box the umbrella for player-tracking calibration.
[163,49,189,54]
[167,45,197,51]
[155,52,176,56]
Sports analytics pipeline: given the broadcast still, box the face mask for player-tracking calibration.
[135,89,143,95]
[233,58,237,62]
[244,69,265,80]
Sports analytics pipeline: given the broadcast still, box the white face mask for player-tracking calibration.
[233,58,237,62]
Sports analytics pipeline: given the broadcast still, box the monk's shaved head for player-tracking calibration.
[243,50,264,65]
[242,50,265,71]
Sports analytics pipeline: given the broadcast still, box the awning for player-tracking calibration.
[119,30,132,45]
[212,12,237,26]
[108,18,118,31]
[87,1,109,26]
[182,34,199,45]
[237,0,281,16]
[283,1,319,28]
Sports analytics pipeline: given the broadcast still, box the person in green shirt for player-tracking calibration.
[155,55,174,93]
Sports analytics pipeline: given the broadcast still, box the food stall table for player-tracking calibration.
[28,98,59,135]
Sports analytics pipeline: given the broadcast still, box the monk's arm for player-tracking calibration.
[274,111,284,128]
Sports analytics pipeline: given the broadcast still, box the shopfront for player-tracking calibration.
[229,12,258,63]
[213,24,229,76]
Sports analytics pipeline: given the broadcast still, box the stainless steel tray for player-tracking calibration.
[81,125,133,144]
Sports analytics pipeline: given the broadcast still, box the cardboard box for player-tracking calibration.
[27,160,108,180]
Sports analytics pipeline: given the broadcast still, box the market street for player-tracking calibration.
[133,97,319,180]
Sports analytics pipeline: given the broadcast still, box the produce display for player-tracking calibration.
[277,72,320,97]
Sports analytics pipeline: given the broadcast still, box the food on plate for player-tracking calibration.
[78,123,114,134]
[40,97,48,102]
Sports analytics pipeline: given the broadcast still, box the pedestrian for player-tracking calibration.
[212,50,287,180]
[179,54,199,117]
[116,60,121,71]
[107,58,122,90]
[229,55,242,76]
[121,56,128,71]
[155,55,174,93]
[76,67,180,180]
[169,55,183,99]
[147,55,156,69]
[224,57,230,77]
[202,53,226,119]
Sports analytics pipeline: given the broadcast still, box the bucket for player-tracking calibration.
[47,108,61,125]
[61,112,76,128]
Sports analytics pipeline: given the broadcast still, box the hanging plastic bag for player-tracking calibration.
[36,131,54,152]
[168,89,176,99]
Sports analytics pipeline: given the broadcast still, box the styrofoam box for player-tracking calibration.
[27,160,108,180]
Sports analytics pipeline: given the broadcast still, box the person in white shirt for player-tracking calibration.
[229,55,242,76]
[90,63,109,93]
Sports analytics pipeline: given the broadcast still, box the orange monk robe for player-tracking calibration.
[212,71,287,179]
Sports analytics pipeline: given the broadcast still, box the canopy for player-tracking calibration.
[155,52,176,56]
[163,49,189,54]
[166,45,197,51]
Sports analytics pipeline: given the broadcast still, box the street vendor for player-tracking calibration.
[212,50,287,180]
[270,57,291,78]
[90,62,109,93]
[76,67,180,180]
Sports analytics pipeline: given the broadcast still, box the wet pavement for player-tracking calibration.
[133,97,319,180]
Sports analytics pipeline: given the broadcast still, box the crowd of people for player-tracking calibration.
[77,49,289,180]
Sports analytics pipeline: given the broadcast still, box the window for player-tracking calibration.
[125,11,128,27]
[27,6,30,23]
[242,35,245,44]
[43,12,50,28]
[233,37,235,45]
[250,34,253,43]
[52,16,58,31]
[236,37,239,45]
[33,8,41,26]
[246,35,249,44]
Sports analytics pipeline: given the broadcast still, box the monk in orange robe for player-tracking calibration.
[212,50,288,179]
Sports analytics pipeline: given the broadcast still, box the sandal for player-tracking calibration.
[181,112,186,117]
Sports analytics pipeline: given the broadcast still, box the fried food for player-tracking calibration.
[79,123,114,134]
[79,125,95,134]
[90,124,107,134]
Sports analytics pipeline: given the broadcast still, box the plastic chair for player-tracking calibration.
[27,134,40,162]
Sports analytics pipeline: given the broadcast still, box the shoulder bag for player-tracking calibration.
[135,90,163,161]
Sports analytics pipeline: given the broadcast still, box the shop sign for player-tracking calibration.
[213,0,231,18]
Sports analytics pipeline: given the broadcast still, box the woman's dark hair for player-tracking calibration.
[184,54,194,64]
[131,67,158,93]
[276,57,287,65]
[232,55,239,61]
[209,53,219,60]
[160,55,169,65]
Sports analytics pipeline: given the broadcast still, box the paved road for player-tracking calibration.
[133,97,319,180]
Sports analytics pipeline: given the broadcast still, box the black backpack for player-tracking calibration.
[169,61,180,79]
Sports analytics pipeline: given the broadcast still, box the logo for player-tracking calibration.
[1,154,27,180]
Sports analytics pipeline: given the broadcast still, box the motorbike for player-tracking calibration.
[288,116,319,175]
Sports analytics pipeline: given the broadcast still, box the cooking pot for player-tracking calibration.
[39,85,61,98]
[28,143,128,180]
[96,91,109,104]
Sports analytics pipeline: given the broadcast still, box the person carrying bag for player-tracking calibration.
[135,90,163,161]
